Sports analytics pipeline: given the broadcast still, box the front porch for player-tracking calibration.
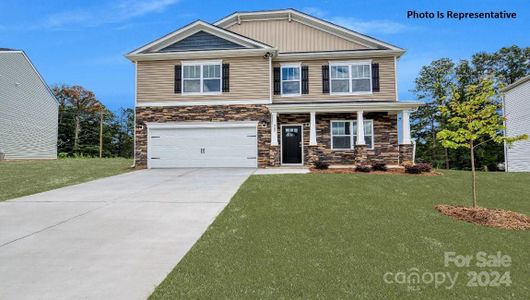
[266,102,421,167]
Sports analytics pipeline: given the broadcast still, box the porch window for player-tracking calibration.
[353,120,374,149]
[331,120,374,150]
[330,62,372,94]
[182,61,221,94]
[281,64,301,96]
[331,121,351,149]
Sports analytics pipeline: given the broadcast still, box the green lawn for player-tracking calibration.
[151,170,530,299]
[0,158,132,201]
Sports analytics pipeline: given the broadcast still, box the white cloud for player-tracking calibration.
[331,17,410,35]
[41,0,179,29]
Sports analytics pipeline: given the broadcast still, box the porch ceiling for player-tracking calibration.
[266,101,423,113]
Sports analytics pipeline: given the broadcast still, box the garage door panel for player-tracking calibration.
[148,125,257,168]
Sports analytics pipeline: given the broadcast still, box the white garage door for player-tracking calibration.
[147,122,258,168]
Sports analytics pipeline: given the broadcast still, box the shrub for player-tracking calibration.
[404,164,423,174]
[371,162,388,171]
[355,164,371,172]
[416,163,433,173]
[486,163,499,172]
[314,161,330,170]
[58,152,70,159]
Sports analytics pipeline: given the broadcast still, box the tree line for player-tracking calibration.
[53,85,134,158]
[411,45,530,170]
[52,45,528,164]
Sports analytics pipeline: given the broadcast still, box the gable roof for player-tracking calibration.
[214,8,404,53]
[159,30,247,52]
[0,49,58,105]
[127,20,274,60]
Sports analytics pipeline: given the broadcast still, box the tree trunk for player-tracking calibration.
[431,118,437,163]
[74,114,80,150]
[470,141,477,208]
[444,148,450,169]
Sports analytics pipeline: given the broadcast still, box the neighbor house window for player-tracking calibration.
[281,64,301,96]
[182,61,221,94]
[331,120,374,149]
[330,62,371,94]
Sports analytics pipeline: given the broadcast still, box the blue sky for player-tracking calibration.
[1,0,528,112]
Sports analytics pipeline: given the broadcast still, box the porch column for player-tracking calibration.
[401,110,411,144]
[271,112,278,146]
[356,111,366,145]
[309,111,317,146]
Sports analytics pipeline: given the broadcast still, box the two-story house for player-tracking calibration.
[127,9,421,168]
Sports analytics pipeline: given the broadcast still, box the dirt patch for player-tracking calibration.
[310,168,441,176]
[436,204,530,230]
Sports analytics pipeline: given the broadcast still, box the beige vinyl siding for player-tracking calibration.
[137,56,269,103]
[273,57,396,103]
[226,20,368,52]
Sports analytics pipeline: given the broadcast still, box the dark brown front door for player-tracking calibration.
[282,125,302,164]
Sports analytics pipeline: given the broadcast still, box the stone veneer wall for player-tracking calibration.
[277,112,400,166]
[398,144,414,164]
[135,107,401,168]
[135,105,271,168]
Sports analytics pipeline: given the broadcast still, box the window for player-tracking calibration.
[331,120,374,150]
[281,64,301,96]
[353,120,374,149]
[331,121,351,149]
[182,61,221,94]
[330,62,372,94]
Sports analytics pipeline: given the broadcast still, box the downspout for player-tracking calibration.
[268,53,273,104]
[502,92,508,172]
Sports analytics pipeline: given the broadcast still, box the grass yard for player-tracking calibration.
[151,170,530,299]
[0,158,132,201]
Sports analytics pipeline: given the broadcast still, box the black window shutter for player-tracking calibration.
[174,65,182,94]
[301,66,309,94]
[322,65,329,94]
[222,63,230,92]
[273,67,281,95]
[372,63,380,92]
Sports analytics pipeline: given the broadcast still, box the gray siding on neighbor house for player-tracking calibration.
[0,51,58,159]
[504,79,530,172]
[159,30,247,52]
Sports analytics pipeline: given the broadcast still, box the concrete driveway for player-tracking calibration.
[0,168,254,300]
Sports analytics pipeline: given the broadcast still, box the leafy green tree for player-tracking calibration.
[412,45,529,170]
[411,58,455,168]
[472,45,530,86]
[437,78,527,207]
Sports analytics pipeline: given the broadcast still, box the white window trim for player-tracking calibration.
[329,60,373,96]
[330,119,374,150]
[182,60,222,95]
[280,63,302,97]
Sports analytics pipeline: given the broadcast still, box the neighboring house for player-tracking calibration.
[127,9,421,168]
[0,48,58,160]
[502,75,530,172]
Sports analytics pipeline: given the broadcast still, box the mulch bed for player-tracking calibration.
[436,204,530,230]
[310,168,441,176]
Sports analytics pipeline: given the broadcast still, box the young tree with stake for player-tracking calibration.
[437,78,527,208]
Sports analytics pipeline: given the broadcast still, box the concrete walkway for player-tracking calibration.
[0,168,253,300]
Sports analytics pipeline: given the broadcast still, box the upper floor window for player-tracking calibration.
[330,61,372,95]
[281,64,301,96]
[182,61,221,94]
